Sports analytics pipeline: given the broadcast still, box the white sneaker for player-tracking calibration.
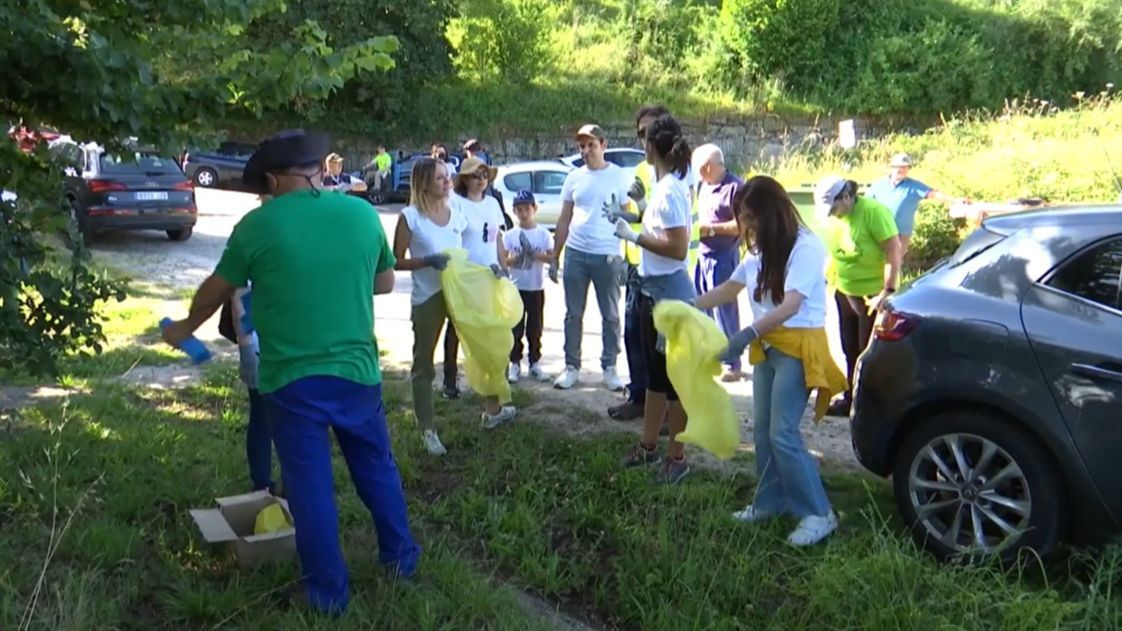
[601,367,625,392]
[529,363,548,381]
[422,430,447,456]
[787,511,838,546]
[553,366,579,390]
[507,362,521,384]
[731,505,777,524]
[481,406,517,429]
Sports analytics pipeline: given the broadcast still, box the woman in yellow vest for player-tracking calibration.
[695,175,847,546]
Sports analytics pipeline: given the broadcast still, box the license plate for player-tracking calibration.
[135,191,168,201]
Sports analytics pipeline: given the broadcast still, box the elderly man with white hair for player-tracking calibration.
[691,143,745,381]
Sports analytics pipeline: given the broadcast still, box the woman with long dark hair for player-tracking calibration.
[613,113,696,484]
[695,175,846,545]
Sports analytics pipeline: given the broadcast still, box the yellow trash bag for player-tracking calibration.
[653,300,740,460]
[254,503,292,535]
[440,248,523,404]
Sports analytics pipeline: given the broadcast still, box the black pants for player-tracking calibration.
[835,291,874,399]
[639,294,679,401]
[511,290,545,363]
[443,321,458,388]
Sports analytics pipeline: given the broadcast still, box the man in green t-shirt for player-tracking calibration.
[162,130,418,615]
[371,145,392,192]
[814,176,902,417]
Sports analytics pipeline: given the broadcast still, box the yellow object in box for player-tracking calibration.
[653,300,740,459]
[254,502,292,535]
[440,248,524,404]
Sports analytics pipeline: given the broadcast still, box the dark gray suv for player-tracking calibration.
[851,205,1122,562]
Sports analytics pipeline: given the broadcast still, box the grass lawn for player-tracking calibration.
[3,361,1121,629]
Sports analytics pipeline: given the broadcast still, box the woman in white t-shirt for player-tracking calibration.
[695,175,846,547]
[392,158,515,457]
[613,113,697,485]
[441,157,509,398]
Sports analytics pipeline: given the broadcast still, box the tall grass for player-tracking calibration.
[766,92,1122,204]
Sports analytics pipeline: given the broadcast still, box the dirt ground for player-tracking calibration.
[65,188,861,469]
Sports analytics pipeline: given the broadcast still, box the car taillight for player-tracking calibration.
[172,181,194,191]
[89,180,127,193]
[874,310,920,342]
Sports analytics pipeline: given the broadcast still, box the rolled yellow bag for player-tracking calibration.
[254,503,291,535]
[653,300,740,460]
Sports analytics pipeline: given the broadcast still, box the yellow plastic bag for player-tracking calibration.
[440,248,523,404]
[653,300,740,460]
[254,503,292,535]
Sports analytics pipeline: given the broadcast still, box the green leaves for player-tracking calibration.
[0,0,402,377]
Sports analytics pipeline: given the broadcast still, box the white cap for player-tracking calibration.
[889,152,913,167]
[813,176,847,218]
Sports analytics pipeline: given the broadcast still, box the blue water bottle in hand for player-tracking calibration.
[159,317,212,364]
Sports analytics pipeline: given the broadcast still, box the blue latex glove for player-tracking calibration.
[422,253,450,270]
[719,325,759,365]
[490,263,508,279]
[238,339,259,390]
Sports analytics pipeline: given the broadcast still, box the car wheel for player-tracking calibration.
[194,168,218,188]
[892,410,1063,563]
[167,227,193,242]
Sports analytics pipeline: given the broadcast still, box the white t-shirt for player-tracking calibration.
[502,226,553,291]
[639,173,692,277]
[731,229,828,328]
[561,163,632,256]
[455,194,505,267]
[402,203,468,306]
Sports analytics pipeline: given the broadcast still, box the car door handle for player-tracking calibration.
[1071,363,1122,385]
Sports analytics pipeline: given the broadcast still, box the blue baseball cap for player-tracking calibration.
[513,190,535,206]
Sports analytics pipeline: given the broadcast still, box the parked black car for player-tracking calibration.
[181,141,255,189]
[52,140,197,241]
[851,205,1122,562]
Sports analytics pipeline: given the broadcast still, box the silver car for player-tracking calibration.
[493,161,573,230]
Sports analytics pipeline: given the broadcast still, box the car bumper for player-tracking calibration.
[86,207,197,232]
[850,338,918,476]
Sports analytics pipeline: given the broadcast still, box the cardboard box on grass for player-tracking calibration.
[190,490,296,569]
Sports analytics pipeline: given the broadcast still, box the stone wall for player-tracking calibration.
[327,114,933,171]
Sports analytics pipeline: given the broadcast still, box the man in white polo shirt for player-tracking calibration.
[551,124,632,391]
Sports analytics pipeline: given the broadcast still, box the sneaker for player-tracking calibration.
[825,397,851,417]
[731,504,778,524]
[787,512,838,547]
[507,362,521,384]
[422,430,447,456]
[529,363,548,381]
[553,366,580,390]
[657,456,691,485]
[442,384,461,400]
[621,443,661,468]
[481,406,517,430]
[607,401,644,421]
[601,367,625,392]
[721,368,745,383]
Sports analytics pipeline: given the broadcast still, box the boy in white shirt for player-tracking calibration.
[503,190,554,383]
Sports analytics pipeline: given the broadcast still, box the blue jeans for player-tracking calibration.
[246,389,275,492]
[562,248,622,370]
[623,265,646,403]
[750,348,832,518]
[266,377,420,615]
[695,248,742,371]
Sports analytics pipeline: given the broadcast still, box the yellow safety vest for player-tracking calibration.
[624,161,700,268]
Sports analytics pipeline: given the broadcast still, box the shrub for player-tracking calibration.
[906,202,968,270]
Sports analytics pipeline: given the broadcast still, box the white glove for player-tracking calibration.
[614,218,640,244]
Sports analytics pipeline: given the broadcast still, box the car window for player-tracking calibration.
[609,151,645,168]
[533,171,567,196]
[569,157,586,168]
[100,152,182,175]
[503,171,532,193]
[1046,237,1122,311]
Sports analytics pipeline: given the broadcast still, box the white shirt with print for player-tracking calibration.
[502,226,553,291]
[455,194,505,268]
